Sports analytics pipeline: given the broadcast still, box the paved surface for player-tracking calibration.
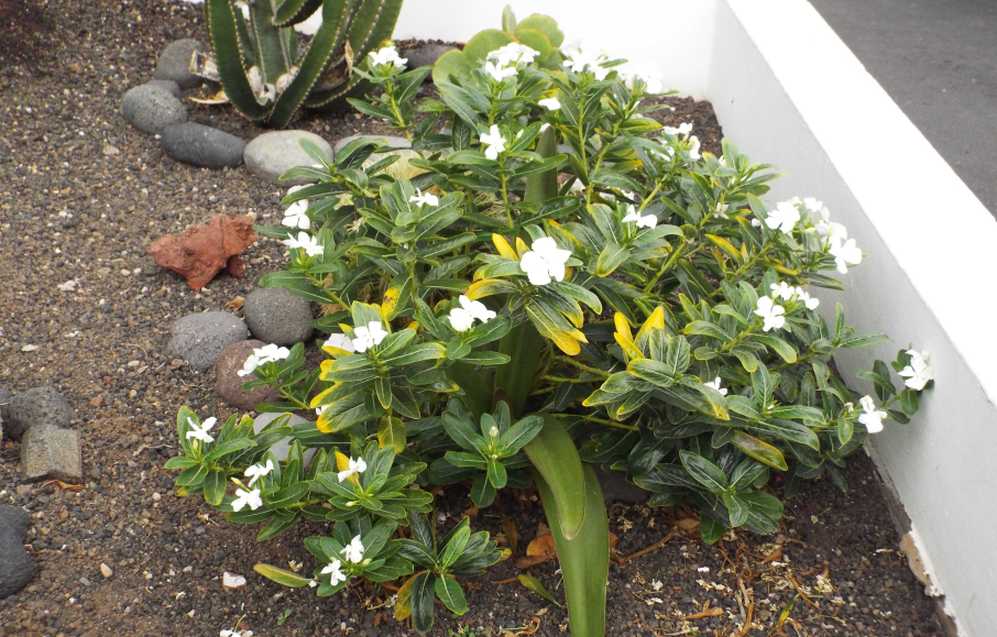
[809,0,997,217]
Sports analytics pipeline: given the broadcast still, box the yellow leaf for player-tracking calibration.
[334,450,351,473]
[316,410,335,433]
[636,306,666,342]
[515,236,530,258]
[309,383,337,408]
[381,286,401,320]
[318,359,336,381]
[394,574,419,621]
[772,262,800,276]
[492,233,518,260]
[613,312,642,360]
[466,278,513,300]
[549,329,585,356]
[706,233,742,262]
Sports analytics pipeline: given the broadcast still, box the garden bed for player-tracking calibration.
[0,1,945,635]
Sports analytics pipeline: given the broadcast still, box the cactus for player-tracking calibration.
[200,0,403,128]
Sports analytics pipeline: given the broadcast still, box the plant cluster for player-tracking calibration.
[168,8,934,635]
[197,0,403,127]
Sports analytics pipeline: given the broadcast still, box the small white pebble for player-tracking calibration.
[99,563,113,578]
[222,572,247,589]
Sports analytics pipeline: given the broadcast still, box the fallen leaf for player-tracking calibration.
[675,516,701,532]
[224,295,245,311]
[148,214,256,290]
[189,88,229,105]
[501,517,519,555]
[517,574,562,607]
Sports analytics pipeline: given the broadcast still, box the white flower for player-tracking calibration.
[409,189,439,207]
[448,295,495,332]
[829,236,862,274]
[337,456,368,483]
[282,185,310,230]
[794,287,820,310]
[562,47,610,80]
[519,237,572,286]
[282,231,323,257]
[341,534,365,564]
[538,96,561,111]
[704,377,728,396]
[623,70,665,94]
[483,60,517,82]
[770,281,795,301]
[244,459,275,487]
[351,321,388,352]
[487,42,539,67]
[220,629,253,637]
[232,487,263,512]
[186,416,217,444]
[368,45,407,70]
[323,333,355,352]
[320,559,347,586]
[764,200,802,235]
[663,122,693,137]
[754,296,786,332]
[803,197,824,214]
[237,343,291,377]
[479,125,506,161]
[858,395,887,433]
[687,135,701,161]
[622,204,658,229]
[899,349,934,391]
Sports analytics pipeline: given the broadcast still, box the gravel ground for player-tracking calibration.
[0,1,944,635]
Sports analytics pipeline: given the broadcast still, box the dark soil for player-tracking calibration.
[0,1,944,636]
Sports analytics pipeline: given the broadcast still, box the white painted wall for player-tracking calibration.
[311,1,997,633]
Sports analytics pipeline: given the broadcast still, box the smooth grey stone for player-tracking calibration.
[215,340,277,410]
[253,412,314,464]
[20,425,82,483]
[153,38,204,89]
[244,130,332,184]
[401,42,455,70]
[0,506,35,599]
[244,287,313,346]
[596,466,649,505]
[6,386,72,441]
[121,84,188,134]
[333,133,411,154]
[146,79,182,98]
[168,311,249,372]
[161,122,246,169]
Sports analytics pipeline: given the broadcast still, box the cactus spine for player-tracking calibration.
[203,0,403,128]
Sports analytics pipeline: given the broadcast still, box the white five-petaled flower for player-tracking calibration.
[487,42,539,67]
[794,287,820,310]
[232,487,263,512]
[562,47,610,80]
[622,204,658,229]
[368,45,407,70]
[899,349,934,391]
[321,559,347,586]
[858,395,887,434]
[323,333,355,353]
[770,281,795,301]
[409,188,440,207]
[483,60,517,82]
[337,456,368,483]
[763,199,802,235]
[351,321,388,352]
[538,96,561,111]
[623,69,665,94]
[829,236,862,274]
[448,295,496,332]
[519,236,572,286]
[704,377,728,396]
[282,185,310,230]
[687,135,702,161]
[237,343,291,377]
[220,629,253,637]
[282,231,323,257]
[341,534,365,564]
[244,459,275,487]
[186,416,217,444]
[663,122,693,137]
[479,125,506,161]
[754,296,786,332]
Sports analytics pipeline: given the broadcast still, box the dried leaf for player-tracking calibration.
[189,88,230,105]
[501,517,519,555]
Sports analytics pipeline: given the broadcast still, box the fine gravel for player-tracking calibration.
[0,1,944,636]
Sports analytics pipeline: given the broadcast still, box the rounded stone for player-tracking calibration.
[400,42,455,70]
[0,505,35,599]
[168,311,249,372]
[21,424,82,483]
[146,79,183,98]
[121,84,188,134]
[153,38,204,89]
[243,130,332,184]
[244,287,313,346]
[161,122,246,169]
[215,340,278,410]
[6,386,72,441]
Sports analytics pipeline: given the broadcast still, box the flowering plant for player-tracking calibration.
[167,8,933,636]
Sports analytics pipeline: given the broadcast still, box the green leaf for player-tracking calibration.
[499,414,544,453]
[253,563,312,588]
[517,573,562,607]
[202,470,226,506]
[439,521,471,568]
[595,242,630,276]
[523,417,586,540]
[411,572,436,632]
[434,574,469,615]
[678,450,729,494]
[731,431,788,471]
[486,458,508,489]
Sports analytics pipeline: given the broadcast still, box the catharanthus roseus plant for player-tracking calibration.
[167,7,935,636]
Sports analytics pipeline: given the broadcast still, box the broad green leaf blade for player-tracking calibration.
[253,563,312,588]
[524,417,586,540]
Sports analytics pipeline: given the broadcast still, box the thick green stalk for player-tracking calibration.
[494,321,545,416]
[523,416,586,539]
[525,126,559,207]
[249,0,287,83]
[534,464,609,637]
[205,0,268,120]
